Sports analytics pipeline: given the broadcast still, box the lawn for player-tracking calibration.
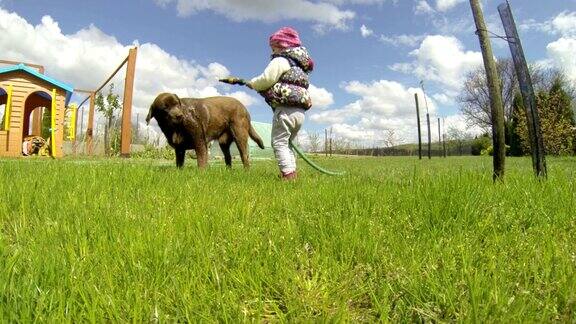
[1,156,575,321]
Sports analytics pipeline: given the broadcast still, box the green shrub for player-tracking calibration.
[471,136,491,156]
[131,145,175,159]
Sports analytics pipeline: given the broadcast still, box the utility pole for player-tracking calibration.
[420,81,432,159]
[498,1,546,178]
[414,93,423,159]
[470,0,506,181]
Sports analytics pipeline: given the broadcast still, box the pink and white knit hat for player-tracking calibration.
[269,27,301,49]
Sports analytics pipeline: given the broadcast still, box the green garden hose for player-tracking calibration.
[290,141,346,176]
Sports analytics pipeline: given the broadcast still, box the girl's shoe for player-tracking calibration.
[281,171,297,180]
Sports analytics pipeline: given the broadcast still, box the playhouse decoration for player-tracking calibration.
[0,63,73,157]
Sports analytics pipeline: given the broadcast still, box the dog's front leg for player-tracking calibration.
[195,140,209,169]
[175,148,185,168]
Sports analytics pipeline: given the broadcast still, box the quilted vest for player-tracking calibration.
[259,46,313,110]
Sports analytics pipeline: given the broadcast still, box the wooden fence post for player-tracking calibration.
[470,0,506,181]
[86,92,95,155]
[121,47,138,157]
[415,93,422,159]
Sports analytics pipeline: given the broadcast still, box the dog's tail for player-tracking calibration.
[249,125,265,149]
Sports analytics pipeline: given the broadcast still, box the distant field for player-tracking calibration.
[1,156,575,321]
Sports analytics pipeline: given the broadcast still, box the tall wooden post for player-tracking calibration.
[498,2,546,178]
[442,117,447,157]
[426,113,431,159]
[470,0,506,181]
[86,92,95,155]
[121,47,138,157]
[79,107,84,141]
[420,81,432,159]
[437,117,442,157]
[329,127,333,157]
[325,129,328,157]
[414,93,422,159]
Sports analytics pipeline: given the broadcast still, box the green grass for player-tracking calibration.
[1,156,575,322]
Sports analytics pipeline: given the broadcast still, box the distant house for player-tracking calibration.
[0,64,73,157]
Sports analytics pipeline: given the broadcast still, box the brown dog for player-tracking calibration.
[146,93,265,168]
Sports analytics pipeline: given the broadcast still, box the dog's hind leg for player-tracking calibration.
[219,133,233,167]
[231,125,250,169]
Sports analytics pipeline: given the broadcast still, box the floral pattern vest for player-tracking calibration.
[259,46,314,110]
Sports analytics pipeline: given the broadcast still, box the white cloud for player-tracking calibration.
[0,8,257,140]
[547,37,576,82]
[323,0,387,4]
[432,92,454,106]
[309,84,334,109]
[360,24,374,37]
[435,0,465,12]
[443,114,484,137]
[415,1,435,15]
[225,91,259,107]
[310,79,439,143]
[551,11,576,36]
[521,11,576,37]
[308,78,481,145]
[520,12,576,82]
[154,0,355,31]
[380,34,425,47]
[389,35,483,91]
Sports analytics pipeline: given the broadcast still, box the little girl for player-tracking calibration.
[248,27,314,180]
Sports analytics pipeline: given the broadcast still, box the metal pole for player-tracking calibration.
[426,113,431,159]
[470,0,506,181]
[420,81,432,159]
[414,93,422,159]
[437,117,442,157]
[498,1,546,178]
[442,117,447,157]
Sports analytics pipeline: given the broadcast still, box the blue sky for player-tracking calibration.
[0,0,574,145]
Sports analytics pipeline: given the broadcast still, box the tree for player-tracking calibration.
[548,76,575,125]
[471,133,491,156]
[307,132,321,153]
[41,107,51,139]
[507,91,524,156]
[459,58,551,130]
[383,129,399,148]
[95,83,121,156]
[446,126,472,155]
[515,85,575,156]
[459,58,516,130]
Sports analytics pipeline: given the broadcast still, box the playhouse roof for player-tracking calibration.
[0,63,74,105]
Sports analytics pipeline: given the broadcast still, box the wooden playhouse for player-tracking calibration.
[0,64,73,157]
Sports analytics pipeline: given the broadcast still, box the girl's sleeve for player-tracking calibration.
[249,57,291,91]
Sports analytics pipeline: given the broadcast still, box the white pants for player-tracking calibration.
[272,107,305,174]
